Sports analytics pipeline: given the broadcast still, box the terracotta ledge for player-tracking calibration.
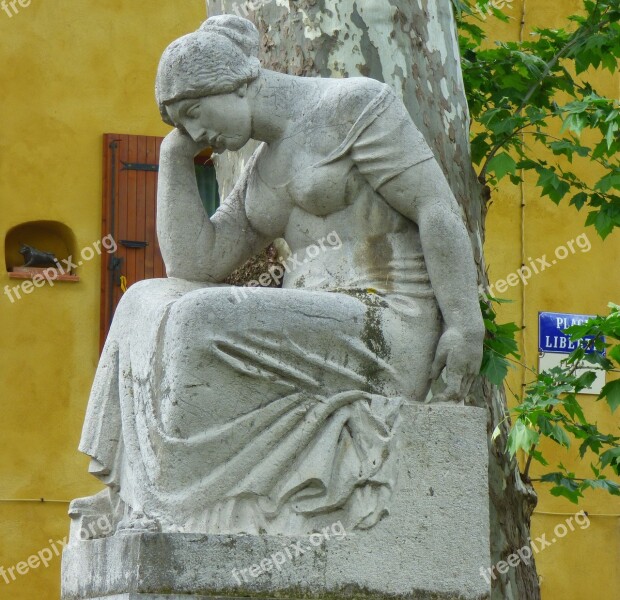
[8,267,80,282]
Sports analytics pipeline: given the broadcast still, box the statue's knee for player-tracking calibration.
[117,278,167,308]
[168,287,231,330]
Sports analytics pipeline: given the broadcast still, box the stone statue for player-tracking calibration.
[71,14,484,539]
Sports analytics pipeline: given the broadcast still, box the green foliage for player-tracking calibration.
[483,302,620,503]
[457,0,620,238]
[464,1,620,502]
[480,296,521,385]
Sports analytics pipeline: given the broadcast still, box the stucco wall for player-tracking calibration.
[0,2,206,598]
[483,1,620,598]
[0,1,617,599]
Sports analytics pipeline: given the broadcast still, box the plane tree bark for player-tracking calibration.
[207,2,540,597]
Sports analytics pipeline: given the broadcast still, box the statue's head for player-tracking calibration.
[156,15,260,151]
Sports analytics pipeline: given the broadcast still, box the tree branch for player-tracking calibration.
[478,10,613,182]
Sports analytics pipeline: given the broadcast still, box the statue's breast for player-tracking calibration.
[247,125,367,228]
[286,157,358,217]
[245,166,293,238]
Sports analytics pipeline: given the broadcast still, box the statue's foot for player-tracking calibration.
[68,488,112,518]
[68,489,117,541]
[116,511,161,534]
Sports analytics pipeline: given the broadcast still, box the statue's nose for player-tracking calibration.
[185,122,209,144]
[205,130,219,145]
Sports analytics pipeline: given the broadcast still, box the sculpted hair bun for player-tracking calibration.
[200,15,260,59]
[156,15,261,124]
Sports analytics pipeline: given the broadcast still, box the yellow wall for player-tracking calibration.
[0,1,617,599]
[483,1,620,598]
[0,2,206,599]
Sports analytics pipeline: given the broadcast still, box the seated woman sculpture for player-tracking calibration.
[75,15,484,537]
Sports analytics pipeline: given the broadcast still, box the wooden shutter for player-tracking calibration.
[100,134,165,350]
[100,134,220,350]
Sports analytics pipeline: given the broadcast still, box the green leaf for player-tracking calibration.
[487,152,518,181]
[565,321,596,339]
[549,140,590,161]
[549,423,571,448]
[582,351,614,370]
[480,350,510,386]
[605,121,619,149]
[602,52,618,73]
[609,345,620,364]
[561,112,587,136]
[529,448,550,467]
[583,478,620,496]
[569,192,588,210]
[507,420,540,457]
[541,472,583,503]
[536,167,561,191]
[549,485,582,503]
[563,395,587,425]
[599,379,620,413]
[595,172,620,193]
[548,180,571,204]
[600,447,620,475]
[575,370,597,391]
[588,209,616,239]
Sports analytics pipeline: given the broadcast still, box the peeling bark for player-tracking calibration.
[207,1,540,597]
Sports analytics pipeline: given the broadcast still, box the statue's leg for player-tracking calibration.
[141,286,442,532]
[72,277,223,538]
[75,283,441,536]
[158,286,441,436]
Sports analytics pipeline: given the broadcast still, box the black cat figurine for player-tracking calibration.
[19,244,58,268]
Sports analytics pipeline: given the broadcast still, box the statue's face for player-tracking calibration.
[166,86,252,153]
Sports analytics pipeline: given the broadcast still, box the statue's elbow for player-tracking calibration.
[164,260,218,284]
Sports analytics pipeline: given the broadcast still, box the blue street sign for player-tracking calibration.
[538,311,602,354]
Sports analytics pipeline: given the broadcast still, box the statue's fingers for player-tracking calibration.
[430,342,449,380]
[460,372,477,400]
[443,362,464,401]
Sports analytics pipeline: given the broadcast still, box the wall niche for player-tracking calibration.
[5,220,79,282]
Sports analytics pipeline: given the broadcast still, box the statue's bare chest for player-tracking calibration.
[245,129,357,236]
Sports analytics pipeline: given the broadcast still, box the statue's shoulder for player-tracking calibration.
[318,77,389,125]
[298,78,393,153]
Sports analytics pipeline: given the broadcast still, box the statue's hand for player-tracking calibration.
[161,128,208,158]
[429,327,483,402]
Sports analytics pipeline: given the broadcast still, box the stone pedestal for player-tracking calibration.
[62,405,491,600]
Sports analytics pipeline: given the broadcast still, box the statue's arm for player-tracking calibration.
[157,130,270,282]
[377,159,484,401]
[346,85,484,400]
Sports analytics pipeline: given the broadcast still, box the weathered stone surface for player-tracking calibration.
[62,405,490,600]
[64,14,489,600]
[70,14,485,540]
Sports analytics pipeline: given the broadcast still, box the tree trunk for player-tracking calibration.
[207,1,540,597]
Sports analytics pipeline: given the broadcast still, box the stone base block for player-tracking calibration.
[62,405,491,600]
